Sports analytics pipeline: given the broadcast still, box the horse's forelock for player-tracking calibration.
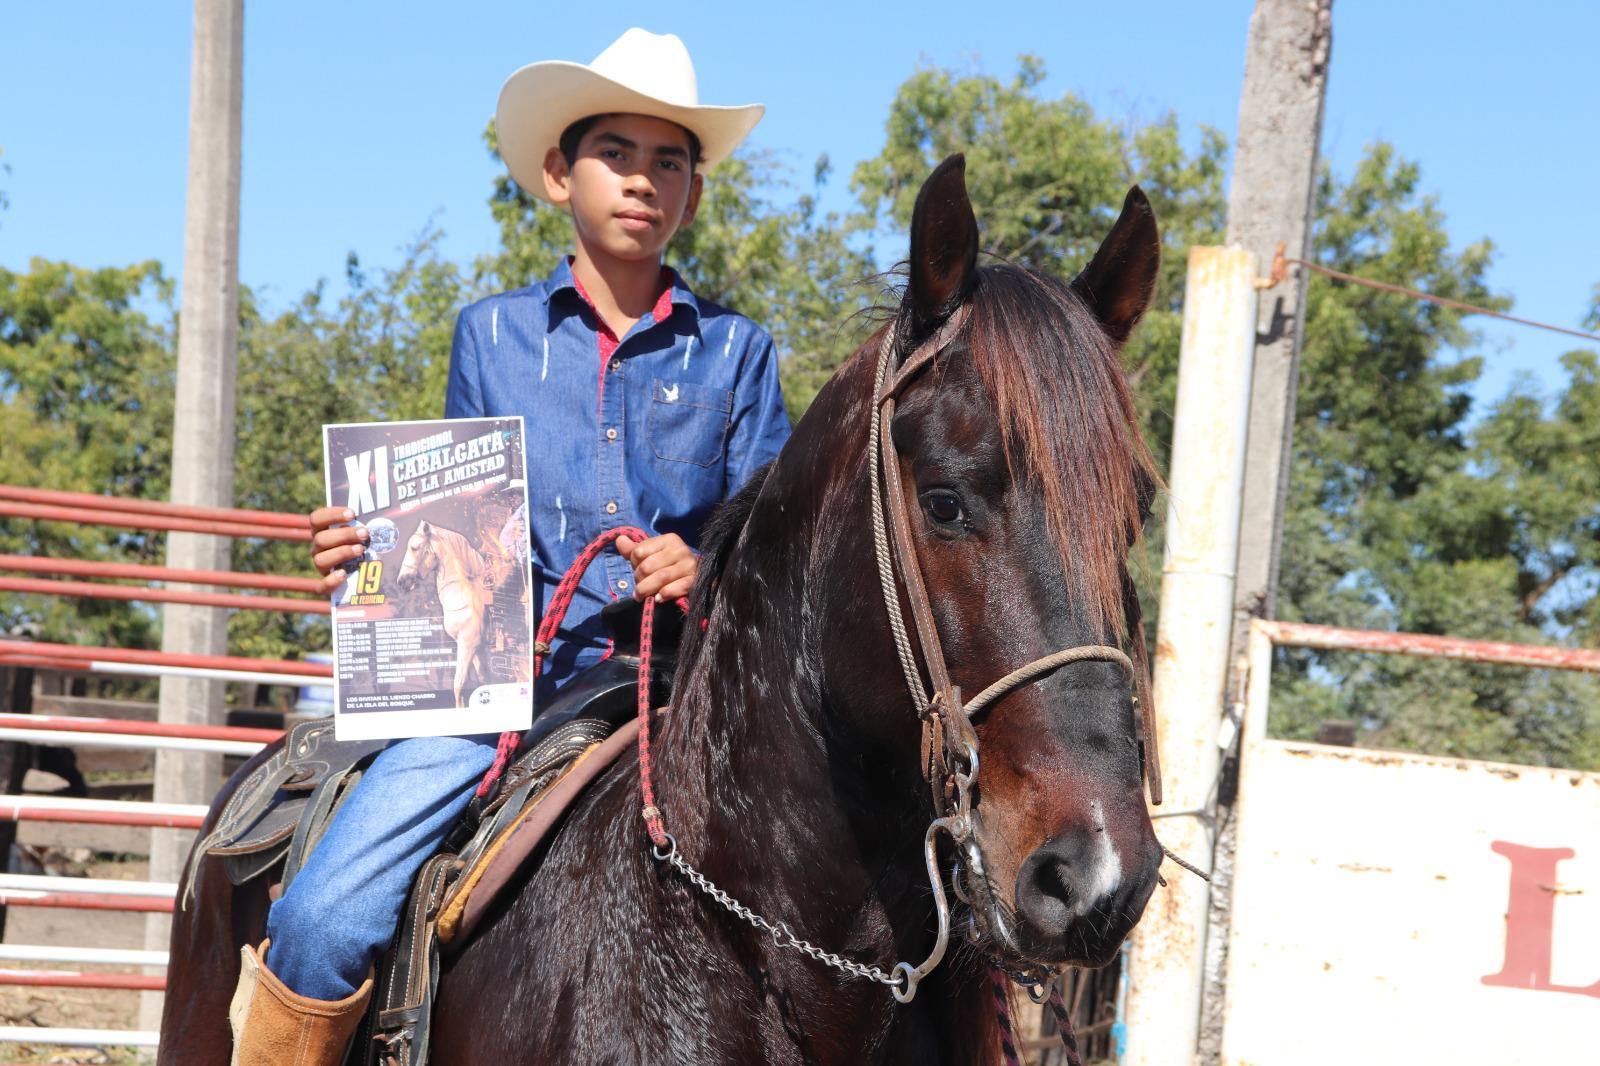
[963,263,1157,644]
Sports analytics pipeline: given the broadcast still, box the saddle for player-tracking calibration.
[193,600,680,1066]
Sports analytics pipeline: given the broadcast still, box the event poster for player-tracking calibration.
[322,417,534,740]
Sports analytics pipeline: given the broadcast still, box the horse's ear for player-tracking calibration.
[905,154,979,338]
[1071,186,1161,347]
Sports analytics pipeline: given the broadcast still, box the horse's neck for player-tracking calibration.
[643,579,916,1059]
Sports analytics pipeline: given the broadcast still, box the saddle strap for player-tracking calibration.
[366,852,459,1066]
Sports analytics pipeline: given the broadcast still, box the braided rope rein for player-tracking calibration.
[474,525,650,799]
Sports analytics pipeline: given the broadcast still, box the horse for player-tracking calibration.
[159,155,1167,1065]
[396,519,491,706]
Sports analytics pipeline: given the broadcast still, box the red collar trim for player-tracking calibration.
[569,264,676,337]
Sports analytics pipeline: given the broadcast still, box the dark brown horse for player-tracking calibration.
[160,156,1165,1065]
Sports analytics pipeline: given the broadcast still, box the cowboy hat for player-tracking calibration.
[496,28,765,202]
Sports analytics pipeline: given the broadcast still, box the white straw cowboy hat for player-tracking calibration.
[496,28,765,202]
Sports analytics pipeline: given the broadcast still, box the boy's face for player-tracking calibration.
[542,114,703,263]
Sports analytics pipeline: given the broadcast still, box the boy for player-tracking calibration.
[227,29,788,1064]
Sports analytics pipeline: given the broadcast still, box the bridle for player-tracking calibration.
[864,304,1162,1001]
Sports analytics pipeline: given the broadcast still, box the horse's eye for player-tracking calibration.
[922,490,965,526]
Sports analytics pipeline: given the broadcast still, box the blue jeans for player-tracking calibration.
[263,733,498,1000]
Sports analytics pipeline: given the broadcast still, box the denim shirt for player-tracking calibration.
[444,258,790,699]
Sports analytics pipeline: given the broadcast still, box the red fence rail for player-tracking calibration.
[0,969,165,992]
[0,553,322,594]
[1258,620,1600,673]
[0,500,308,542]
[0,485,319,1037]
[0,713,281,745]
[0,639,331,678]
[0,575,328,615]
[0,485,306,529]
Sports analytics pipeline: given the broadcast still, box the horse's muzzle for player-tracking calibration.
[1011,825,1161,967]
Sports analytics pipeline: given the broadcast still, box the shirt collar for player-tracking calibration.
[542,257,701,322]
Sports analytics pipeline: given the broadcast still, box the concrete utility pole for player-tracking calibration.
[143,0,244,1029]
[1205,1,1333,1062]
[1226,0,1332,627]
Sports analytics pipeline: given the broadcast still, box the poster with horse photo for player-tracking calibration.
[322,416,534,740]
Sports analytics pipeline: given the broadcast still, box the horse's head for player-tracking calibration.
[397,521,436,591]
[835,157,1165,973]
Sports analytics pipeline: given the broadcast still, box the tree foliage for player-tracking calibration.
[0,259,173,650]
[1269,147,1600,767]
[2,63,1596,767]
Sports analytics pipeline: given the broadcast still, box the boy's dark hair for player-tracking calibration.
[559,114,703,170]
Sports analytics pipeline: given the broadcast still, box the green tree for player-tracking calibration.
[0,258,174,650]
[1266,150,1600,769]
[849,59,1229,468]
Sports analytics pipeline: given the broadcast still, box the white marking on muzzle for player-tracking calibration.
[1074,803,1123,917]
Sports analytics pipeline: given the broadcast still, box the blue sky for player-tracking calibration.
[2,1,1596,409]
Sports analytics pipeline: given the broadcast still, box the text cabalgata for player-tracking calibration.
[341,430,509,516]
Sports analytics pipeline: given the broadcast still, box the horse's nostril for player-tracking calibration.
[1015,848,1078,941]
[1032,856,1072,906]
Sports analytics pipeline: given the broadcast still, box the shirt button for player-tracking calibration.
[605,428,618,441]
[605,501,618,515]
[618,579,630,591]
[609,359,621,373]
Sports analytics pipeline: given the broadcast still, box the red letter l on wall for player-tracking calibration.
[1482,841,1599,998]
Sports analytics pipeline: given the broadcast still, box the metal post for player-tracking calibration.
[1124,247,1258,1066]
[143,0,244,1030]
[1204,4,1333,1060]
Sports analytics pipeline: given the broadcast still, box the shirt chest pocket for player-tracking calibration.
[648,379,733,467]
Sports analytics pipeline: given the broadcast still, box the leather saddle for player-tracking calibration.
[188,600,681,1065]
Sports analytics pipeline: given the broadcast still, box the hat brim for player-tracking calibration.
[496,60,765,203]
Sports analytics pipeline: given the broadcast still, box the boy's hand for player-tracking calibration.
[308,506,368,593]
[615,532,697,603]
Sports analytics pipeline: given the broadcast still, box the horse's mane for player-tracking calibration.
[882,261,1157,717]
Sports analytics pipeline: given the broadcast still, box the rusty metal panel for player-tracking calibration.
[1222,624,1598,1063]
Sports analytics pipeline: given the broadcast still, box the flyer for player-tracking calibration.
[322,417,534,741]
